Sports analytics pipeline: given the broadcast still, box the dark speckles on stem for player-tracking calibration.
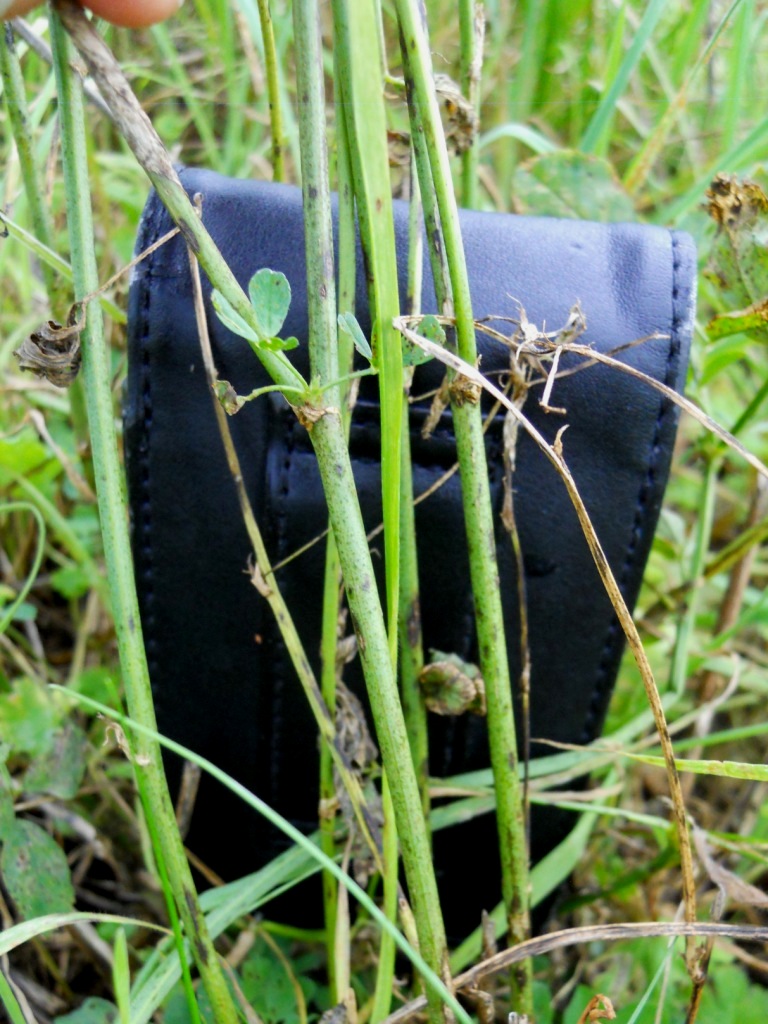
[349,611,367,654]
[184,887,198,917]
[406,598,421,649]
[183,888,209,965]
[128,615,135,633]
[361,576,372,594]
[375,196,383,212]
[309,185,317,200]
[178,217,201,255]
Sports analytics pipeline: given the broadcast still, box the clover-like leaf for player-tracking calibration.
[24,720,87,799]
[1,818,75,919]
[211,288,260,344]
[338,311,373,361]
[512,151,635,222]
[262,335,299,352]
[248,268,292,339]
[403,314,443,366]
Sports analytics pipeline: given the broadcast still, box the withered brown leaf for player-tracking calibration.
[14,303,85,388]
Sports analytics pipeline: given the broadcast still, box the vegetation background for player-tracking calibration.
[1,1,768,1022]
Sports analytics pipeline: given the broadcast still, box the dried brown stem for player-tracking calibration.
[383,920,768,1023]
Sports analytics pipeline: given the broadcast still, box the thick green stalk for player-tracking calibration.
[311,412,452,1022]
[318,71,356,1001]
[292,0,338,393]
[292,12,343,996]
[397,1,532,1011]
[330,3,406,1016]
[292,8,449,1017]
[399,165,429,820]
[47,9,238,1024]
[332,0,403,661]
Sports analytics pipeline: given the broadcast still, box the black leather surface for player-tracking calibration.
[125,168,695,934]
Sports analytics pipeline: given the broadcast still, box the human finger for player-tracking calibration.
[0,0,183,27]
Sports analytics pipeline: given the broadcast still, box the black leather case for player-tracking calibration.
[125,168,695,932]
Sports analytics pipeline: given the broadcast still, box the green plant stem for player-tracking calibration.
[47,9,239,1024]
[309,411,453,1021]
[292,0,338,394]
[283,28,452,1008]
[255,0,286,180]
[0,968,27,1024]
[319,534,341,1003]
[57,688,473,1024]
[54,0,383,897]
[458,0,483,208]
[397,3,532,1011]
[187,248,384,873]
[293,5,343,995]
[0,502,45,635]
[399,166,429,820]
[0,24,56,297]
[670,455,719,695]
[318,65,357,1001]
[398,405,430,821]
[332,0,403,662]
[1,20,93,487]
[52,0,306,399]
[330,3,407,1016]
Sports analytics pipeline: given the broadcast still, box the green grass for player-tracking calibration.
[2,1,768,1021]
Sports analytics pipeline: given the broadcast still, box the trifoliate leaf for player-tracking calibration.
[262,335,299,352]
[1,818,75,919]
[211,289,260,344]
[338,312,373,361]
[403,314,443,366]
[248,268,292,339]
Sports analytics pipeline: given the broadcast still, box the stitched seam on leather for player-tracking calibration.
[579,233,683,743]
[136,211,159,713]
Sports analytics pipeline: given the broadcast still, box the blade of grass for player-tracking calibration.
[579,0,667,155]
[0,502,45,635]
[54,688,474,1024]
[623,0,745,196]
[330,4,407,1014]
[1,23,57,298]
[0,968,28,1024]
